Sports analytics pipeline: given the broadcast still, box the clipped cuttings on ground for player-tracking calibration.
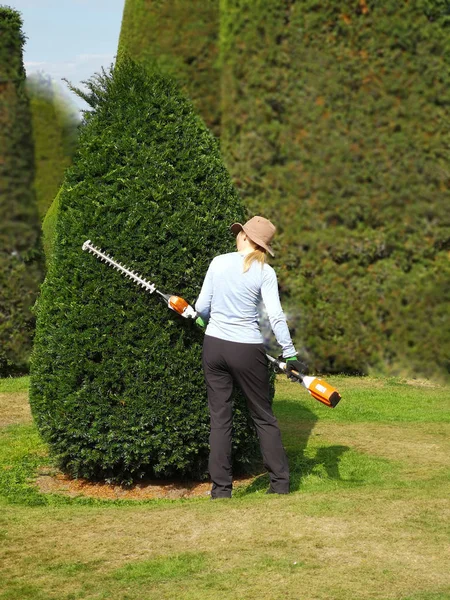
[0,7,44,376]
[30,58,259,484]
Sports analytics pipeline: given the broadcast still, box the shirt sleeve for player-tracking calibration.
[261,267,297,358]
[194,259,215,321]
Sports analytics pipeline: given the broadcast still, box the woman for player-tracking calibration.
[195,216,304,498]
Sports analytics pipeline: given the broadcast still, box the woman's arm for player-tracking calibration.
[194,259,215,322]
[261,267,297,358]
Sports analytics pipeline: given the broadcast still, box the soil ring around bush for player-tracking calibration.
[35,467,259,500]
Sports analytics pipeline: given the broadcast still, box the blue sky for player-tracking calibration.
[9,0,125,110]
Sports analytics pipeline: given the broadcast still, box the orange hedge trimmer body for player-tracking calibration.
[82,240,341,408]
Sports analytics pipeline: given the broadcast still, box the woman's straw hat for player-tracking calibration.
[231,216,276,257]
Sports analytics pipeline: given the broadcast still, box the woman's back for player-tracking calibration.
[206,251,267,342]
[195,251,295,356]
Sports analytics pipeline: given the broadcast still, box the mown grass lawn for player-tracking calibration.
[1,375,449,600]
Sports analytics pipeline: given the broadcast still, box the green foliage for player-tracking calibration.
[30,58,258,484]
[41,185,62,265]
[118,0,221,135]
[220,0,450,377]
[26,73,80,218]
[0,7,44,376]
[0,5,25,79]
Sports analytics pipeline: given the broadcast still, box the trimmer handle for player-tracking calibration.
[265,355,304,383]
[285,367,304,383]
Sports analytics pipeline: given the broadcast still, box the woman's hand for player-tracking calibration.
[196,316,206,329]
[285,357,308,380]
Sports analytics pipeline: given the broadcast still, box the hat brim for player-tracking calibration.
[230,223,275,257]
[230,223,243,236]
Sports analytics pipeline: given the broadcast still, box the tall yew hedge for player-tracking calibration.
[117,0,449,377]
[220,0,450,377]
[118,0,220,135]
[27,73,79,218]
[0,7,43,376]
[30,59,259,484]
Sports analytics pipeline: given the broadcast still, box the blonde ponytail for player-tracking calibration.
[243,248,266,273]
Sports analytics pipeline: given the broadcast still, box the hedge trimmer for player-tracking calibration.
[82,240,341,408]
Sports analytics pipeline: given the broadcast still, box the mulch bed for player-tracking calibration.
[35,467,257,500]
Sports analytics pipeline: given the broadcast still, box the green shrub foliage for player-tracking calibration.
[27,73,79,218]
[30,58,259,484]
[118,0,220,135]
[0,7,44,376]
[41,185,62,265]
[220,0,450,377]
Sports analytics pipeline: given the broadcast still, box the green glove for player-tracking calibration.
[196,316,206,329]
[285,356,308,380]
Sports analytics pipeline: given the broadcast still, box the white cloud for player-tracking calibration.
[25,52,115,78]
[24,52,116,110]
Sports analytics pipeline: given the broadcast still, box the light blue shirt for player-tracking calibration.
[195,252,297,358]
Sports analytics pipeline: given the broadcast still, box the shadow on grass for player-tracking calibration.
[288,444,351,492]
[240,400,350,495]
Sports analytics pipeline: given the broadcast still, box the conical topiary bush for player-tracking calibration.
[29,58,259,484]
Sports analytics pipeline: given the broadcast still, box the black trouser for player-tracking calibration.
[202,335,290,498]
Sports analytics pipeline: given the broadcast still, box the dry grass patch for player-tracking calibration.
[404,378,442,388]
[312,422,450,474]
[1,489,449,599]
[0,392,31,427]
